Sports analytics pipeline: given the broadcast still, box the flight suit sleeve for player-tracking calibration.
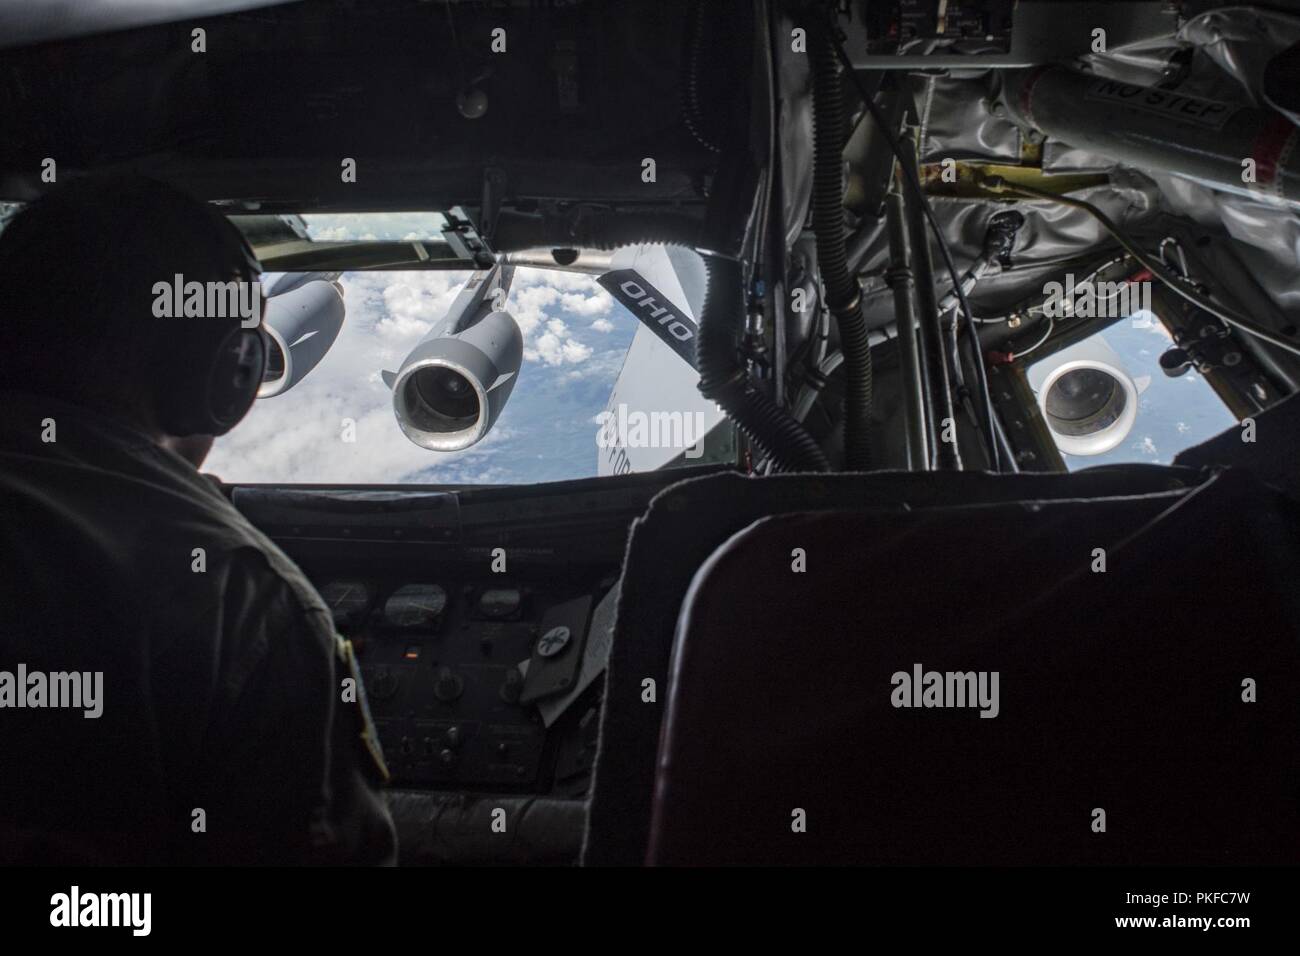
[183,553,397,865]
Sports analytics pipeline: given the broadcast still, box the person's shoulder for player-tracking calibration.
[223,519,332,624]
[141,460,330,619]
[193,534,333,652]
[143,484,334,650]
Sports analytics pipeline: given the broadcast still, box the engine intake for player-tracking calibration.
[390,308,523,452]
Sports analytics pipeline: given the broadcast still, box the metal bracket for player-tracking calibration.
[442,205,495,269]
[479,165,507,246]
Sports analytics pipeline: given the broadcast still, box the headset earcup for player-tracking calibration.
[154,326,265,437]
[206,328,267,435]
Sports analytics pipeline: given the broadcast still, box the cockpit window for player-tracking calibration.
[1026,311,1238,470]
[205,268,639,484]
[298,212,450,242]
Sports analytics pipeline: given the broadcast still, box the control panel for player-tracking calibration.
[232,466,725,798]
[863,0,1016,54]
[321,577,602,792]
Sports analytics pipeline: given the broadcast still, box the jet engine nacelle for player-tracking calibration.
[257,276,346,398]
[1027,334,1140,457]
[389,309,523,452]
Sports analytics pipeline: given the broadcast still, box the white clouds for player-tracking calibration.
[302,223,359,241]
[205,271,513,484]
[509,285,558,336]
[539,318,594,363]
[345,269,602,370]
[370,273,462,347]
[505,268,608,366]
[531,322,594,365]
[300,212,448,242]
[526,269,606,293]
[205,267,634,484]
[564,339,593,362]
[558,289,614,316]
[591,318,614,333]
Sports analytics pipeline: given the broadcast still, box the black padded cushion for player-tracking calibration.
[583,465,1209,865]
[646,467,1300,864]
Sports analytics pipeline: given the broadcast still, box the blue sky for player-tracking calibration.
[209,279,1235,484]
[206,264,637,485]
[1029,315,1237,470]
[204,214,1236,483]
